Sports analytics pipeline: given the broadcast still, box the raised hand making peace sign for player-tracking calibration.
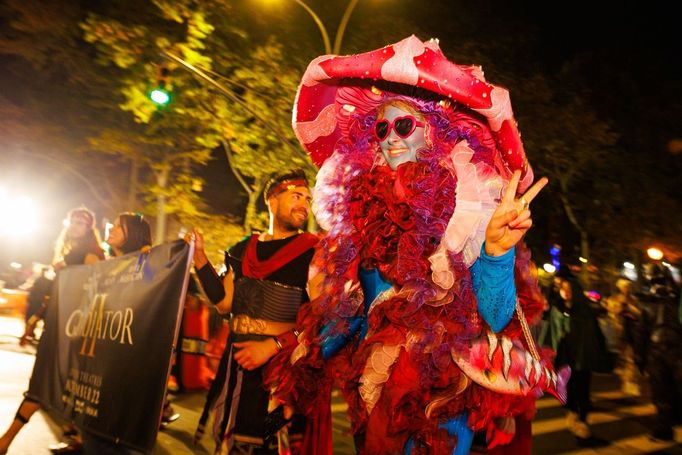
[485,171,548,257]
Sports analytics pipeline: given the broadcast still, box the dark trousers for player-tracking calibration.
[648,348,682,434]
[565,369,592,421]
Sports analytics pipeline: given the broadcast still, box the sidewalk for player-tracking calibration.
[0,316,61,455]
[3,314,680,453]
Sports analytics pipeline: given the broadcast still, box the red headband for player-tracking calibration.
[266,179,308,199]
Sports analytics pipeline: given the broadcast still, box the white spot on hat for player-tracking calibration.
[381,36,425,85]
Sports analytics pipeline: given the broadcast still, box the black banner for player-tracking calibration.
[28,240,193,452]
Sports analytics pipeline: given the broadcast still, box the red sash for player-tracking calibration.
[241,232,319,279]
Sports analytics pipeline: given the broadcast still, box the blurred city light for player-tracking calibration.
[646,247,664,260]
[578,257,588,263]
[549,244,561,269]
[585,290,601,302]
[0,189,39,238]
[150,88,170,105]
[542,263,556,273]
[622,261,637,281]
[149,64,171,105]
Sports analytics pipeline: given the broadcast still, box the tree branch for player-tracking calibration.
[162,51,307,163]
[221,139,251,195]
[557,175,583,234]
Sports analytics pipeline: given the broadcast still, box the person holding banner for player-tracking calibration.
[189,168,318,454]
[107,212,180,428]
[105,212,152,257]
[49,212,158,454]
[21,207,106,346]
[75,212,180,453]
[16,210,191,455]
[1,207,105,455]
[53,207,106,269]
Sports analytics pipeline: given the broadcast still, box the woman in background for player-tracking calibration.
[110,215,177,428]
[77,212,178,454]
[105,212,151,257]
[53,207,105,269]
[555,267,611,442]
[1,207,105,455]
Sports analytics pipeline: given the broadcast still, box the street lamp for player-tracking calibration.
[265,0,361,54]
[332,0,360,54]
[646,247,664,261]
[291,0,331,54]
[0,189,38,238]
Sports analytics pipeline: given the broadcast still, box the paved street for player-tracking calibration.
[0,315,355,455]
[0,315,680,454]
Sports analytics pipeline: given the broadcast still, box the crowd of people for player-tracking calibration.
[1,35,680,455]
[0,209,180,454]
[537,263,681,444]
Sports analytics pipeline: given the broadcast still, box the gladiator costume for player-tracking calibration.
[195,233,317,454]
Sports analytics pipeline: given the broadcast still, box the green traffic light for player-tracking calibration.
[150,88,170,105]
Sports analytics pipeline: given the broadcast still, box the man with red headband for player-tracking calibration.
[189,168,318,454]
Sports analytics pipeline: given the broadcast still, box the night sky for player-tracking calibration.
[203,0,680,208]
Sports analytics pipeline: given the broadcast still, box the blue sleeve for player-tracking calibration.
[470,244,516,333]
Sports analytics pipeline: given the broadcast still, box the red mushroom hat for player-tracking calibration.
[292,35,530,183]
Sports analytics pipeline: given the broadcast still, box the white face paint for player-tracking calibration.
[378,104,426,170]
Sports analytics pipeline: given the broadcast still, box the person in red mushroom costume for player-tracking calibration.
[264,35,569,454]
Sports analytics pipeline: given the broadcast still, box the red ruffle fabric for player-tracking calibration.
[349,161,455,286]
[275,100,546,453]
[263,303,334,455]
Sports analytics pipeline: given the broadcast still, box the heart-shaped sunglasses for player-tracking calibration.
[374,115,425,141]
